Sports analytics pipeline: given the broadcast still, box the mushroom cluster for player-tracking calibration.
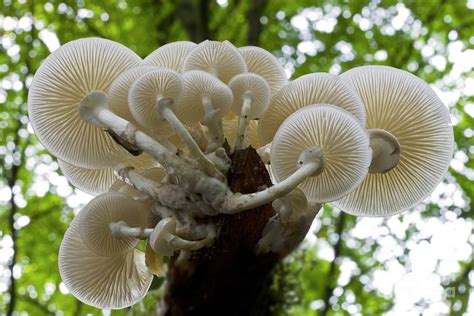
[28,38,454,309]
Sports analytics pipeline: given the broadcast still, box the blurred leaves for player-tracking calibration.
[0,0,473,315]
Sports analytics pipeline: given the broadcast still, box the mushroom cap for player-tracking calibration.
[149,217,177,256]
[142,41,197,72]
[238,46,287,96]
[271,104,371,203]
[333,66,454,216]
[223,115,260,148]
[28,37,141,168]
[183,40,247,83]
[108,65,162,127]
[129,68,183,132]
[176,70,233,124]
[229,73,270,119]
[59,153,159,195]
[258,73,366,145]
[59,215,152,309]
[79,192,149,256]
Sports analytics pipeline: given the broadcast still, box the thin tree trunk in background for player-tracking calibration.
[247,0,268,45]
[6,161,19,316]
[175,0,211,42]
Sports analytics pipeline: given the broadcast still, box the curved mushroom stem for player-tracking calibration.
[221,147,324,213]
[156,97,226,182]
[109,221,153,239]
[79,91,230,211]
[164,231,213,251]
[234,93,252,151]
[201,96,224,153]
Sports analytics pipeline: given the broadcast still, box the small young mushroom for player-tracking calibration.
[177,70,233,151]
[78,192,150,256]
[108,65,162,128]
[228,73,270,150]
[333,65,454,216]
[177,70,233,125]
[258,73,366,146]
[59,215,152,309]
[128,68,183,135]
[270,104,371,203]
[58,153,159,195]
[183,40,247,83]
[142,41,197,72]
[28,37,141,169]
[149,217,214,256]
[238,46,287,96]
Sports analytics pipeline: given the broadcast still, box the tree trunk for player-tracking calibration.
[162,145,280,315]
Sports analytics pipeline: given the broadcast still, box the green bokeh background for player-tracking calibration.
[0,0,473,315]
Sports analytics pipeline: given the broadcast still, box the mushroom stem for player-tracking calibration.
[368,129,401,174]
[163,231,213,252]
[156,97,226,182]
[221,147,324,213]
[110,221,153,239]
[201,96,224,153]
[115,165,217,215]
[113,163,159,197]
[79,91,230,211]
[234,93,252,151]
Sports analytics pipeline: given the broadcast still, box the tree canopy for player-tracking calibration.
[0,0,473,315]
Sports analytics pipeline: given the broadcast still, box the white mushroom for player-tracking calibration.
[128,68,183,135]
[177,70,233,151]
[108,65,162,128]
[270,104,371,203]
[258,73,366,146]
[222,104,371,213]
[28,37,141,169]
[183,40,247,83]
[333,66,454,216]
[149,217,213,256]
[79,192,150,256]
[59,215,152,309]
[142,41,197,72]
[238,45,287,96]
[228,73,270,150]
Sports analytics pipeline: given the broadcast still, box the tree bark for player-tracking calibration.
[162,145,279,315]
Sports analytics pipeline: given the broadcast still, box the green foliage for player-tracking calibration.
[0,0,472,315]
